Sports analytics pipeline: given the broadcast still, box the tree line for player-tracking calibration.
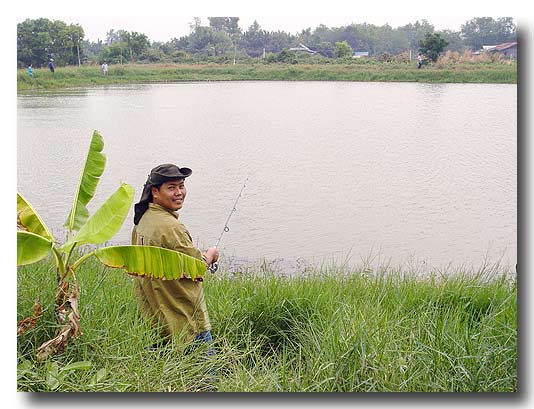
[17,17,516,67]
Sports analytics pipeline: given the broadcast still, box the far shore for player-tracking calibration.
[17,61,517,91]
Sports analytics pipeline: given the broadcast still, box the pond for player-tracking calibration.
[17,81,517,274]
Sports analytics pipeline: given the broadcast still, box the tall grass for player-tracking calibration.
[17,256,517,392]
[17,61,517,91]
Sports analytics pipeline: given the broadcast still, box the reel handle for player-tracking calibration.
[208,262,218,274]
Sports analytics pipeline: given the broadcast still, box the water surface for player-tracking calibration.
[17,81,517,273]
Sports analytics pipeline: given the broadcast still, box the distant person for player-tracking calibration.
[27,63,33,78]
[48,59,55,74]
[101,62,109,76]
[417,53,424,69]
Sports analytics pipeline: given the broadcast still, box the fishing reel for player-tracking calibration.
[208,262,218,274]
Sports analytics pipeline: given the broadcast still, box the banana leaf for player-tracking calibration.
[61,183,134,251]
[64,131,106,233]
[94,245,207,281]
[17,231,53,266]
[17,192,54,241]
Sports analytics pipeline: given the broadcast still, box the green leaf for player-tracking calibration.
[90,368,108,384]
[94,245,207,281]
[62,183,134,250]
[46,361,61,391]
[61,360,92,372]
[17,359,34,380]
[17,231,53,266]
[64,130,106,233]
[17,192,54,241]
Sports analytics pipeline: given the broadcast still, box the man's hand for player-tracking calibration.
[204,247,219,266]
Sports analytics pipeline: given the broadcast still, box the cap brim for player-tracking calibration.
[178,167,192,178]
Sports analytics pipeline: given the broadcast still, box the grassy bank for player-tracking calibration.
[17,256,516,392]
[17,62,517,91]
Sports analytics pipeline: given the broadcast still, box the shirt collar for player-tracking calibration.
[148,202,179,219]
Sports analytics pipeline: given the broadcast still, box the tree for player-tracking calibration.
[101,41,129,63]
[17,131,207,361]
[210,30,234,56]
[128,31,151,60]
[242,21,267,57]
[439,30,465,52]
[399,20,435,54]
[334,41,353,58]
[208,17,242,60]
[264,31,294,53]
[306,24,339,50]
[208,17,241,36]
[17,18,85,67]
[354,23,379,56]
[419,32,448,62]
[83,39,104,63]
[461,17,516,51]
[65,24,84,66]
[372,24,408,56]
[105,29,120,45]
[315,41,334,58]
[184,23,233,56]
[101,29,150,62]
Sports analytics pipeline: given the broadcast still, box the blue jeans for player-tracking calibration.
[193,330,218,381]
[194,330,213,342]
[193,330,216,357]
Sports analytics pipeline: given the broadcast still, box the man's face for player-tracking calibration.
[151,179,187,211]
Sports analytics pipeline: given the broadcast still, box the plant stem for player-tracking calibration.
[64,243,77,272]
[69,251,96,272]
[51,247,66,281]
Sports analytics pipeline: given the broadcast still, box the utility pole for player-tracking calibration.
[233,43,237,65]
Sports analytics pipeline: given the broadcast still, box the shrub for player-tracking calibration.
[378,52,393,63]
[112,65,126,76]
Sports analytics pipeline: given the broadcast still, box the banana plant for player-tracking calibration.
[17,131,207,361]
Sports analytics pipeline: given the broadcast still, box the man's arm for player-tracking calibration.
[163,225,218,267]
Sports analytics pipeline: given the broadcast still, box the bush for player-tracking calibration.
[111,65,126,76]
[394,52,410,64]
[378,52,393,63]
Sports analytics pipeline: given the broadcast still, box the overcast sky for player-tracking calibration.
[13,0,522,43]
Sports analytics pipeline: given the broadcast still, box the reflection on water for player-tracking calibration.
[17,81,517,273]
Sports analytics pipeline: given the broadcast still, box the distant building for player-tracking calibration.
[352,51,369,58]
[483,42,517,59]
[288,43,317,54]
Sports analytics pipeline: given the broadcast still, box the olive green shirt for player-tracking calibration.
[131,203,210,341]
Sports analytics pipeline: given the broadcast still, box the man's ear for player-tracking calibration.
[151,186,159,198]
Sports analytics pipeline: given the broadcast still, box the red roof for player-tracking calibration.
[491,42,517,51]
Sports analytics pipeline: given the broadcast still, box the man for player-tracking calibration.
[101,61,108,76]
[417,53,424,69]
[48,59,55,74]
[132,163,219,348]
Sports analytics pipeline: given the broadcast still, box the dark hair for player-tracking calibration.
[150,177,184,195]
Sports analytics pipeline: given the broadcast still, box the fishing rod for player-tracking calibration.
[208,177,248,273]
